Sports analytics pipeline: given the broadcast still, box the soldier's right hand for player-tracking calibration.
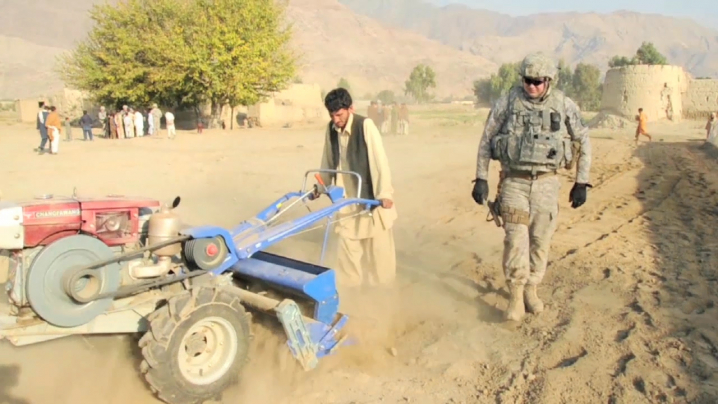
[471,178,489,205]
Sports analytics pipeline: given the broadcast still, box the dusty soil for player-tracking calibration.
[0,112,716,404]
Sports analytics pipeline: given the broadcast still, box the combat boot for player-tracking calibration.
[524,284,544,314]
[505,283,525,322]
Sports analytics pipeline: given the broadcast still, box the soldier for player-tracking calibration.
[471,52,592,322]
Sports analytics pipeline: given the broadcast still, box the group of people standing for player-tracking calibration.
[366,101,409,136]
[100,104,175,140]
[35,102,177,155]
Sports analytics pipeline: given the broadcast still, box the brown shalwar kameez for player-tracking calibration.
[319,113,397,288]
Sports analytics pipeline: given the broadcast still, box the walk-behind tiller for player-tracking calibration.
[0,169,378,404]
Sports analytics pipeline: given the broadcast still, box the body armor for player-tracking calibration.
[490,86,574,174]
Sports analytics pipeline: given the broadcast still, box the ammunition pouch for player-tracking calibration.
[501,206,530,226]
[490,133,508,161]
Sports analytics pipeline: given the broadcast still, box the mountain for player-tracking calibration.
[337,0,718,78]
[0,0,496,100]
[285,0,496,98]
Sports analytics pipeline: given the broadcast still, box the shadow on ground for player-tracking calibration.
[0,364,29,404]
[633,140,718,402]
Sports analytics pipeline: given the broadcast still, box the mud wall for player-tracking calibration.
[15,99,42,123]
[683,79,718,120]
[247,83,325,127]
[600,65,690,122]
[14,89,93,123]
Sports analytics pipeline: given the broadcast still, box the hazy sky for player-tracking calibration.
[430,0,718,29]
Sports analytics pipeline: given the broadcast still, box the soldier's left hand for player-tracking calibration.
[569,183,592,209]
[380,199,394,209]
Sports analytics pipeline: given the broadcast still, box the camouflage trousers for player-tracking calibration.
[499,173,560,286]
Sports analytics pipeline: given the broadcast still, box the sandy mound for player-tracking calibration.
[588,111,634,130]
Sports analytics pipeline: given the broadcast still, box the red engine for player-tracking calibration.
[0,194,161,250]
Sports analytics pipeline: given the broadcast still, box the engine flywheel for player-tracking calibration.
[26,234,121,328]
[184,236,228,271]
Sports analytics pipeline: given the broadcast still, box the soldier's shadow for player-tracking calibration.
[398,262,507,324]
[434,272,508,324]
[0,364,30,404]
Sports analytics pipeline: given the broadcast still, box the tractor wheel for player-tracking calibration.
[138,286,252,404]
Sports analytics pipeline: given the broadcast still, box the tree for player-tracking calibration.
[571,63,602,111]
[608,56,636,68]
[472,62,520,105]
[608,41,668,68]
[635,42,668,65]
[55,0,165,108]
[337,77,351,91]
[404,64,436,103]
[376,90,396,104]
[57,0,297,126]
[556,59,574,95]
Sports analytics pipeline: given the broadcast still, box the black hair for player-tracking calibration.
[50,106,56,111]
[324,88,352,113]
[83,110,88,114]
[638,108,643,112]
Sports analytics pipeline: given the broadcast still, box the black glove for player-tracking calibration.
[471,178,489,205]
[569,183,592,209]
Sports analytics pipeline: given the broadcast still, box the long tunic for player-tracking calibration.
[318,113,397,239]
[124,113,134,138]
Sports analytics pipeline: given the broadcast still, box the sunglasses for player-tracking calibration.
[523,77,546,86]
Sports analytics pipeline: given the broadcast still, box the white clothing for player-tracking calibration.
[123,114,134,138]
[165,112,176,138]
[48,126,60,153]
[134,111,144,136]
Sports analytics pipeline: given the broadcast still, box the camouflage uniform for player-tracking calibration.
[473,52,592,321]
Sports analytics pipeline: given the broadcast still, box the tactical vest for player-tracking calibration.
[328,114,375,200]
[490,87,574,174]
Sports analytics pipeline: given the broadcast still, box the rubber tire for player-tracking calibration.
[138,287,252,404]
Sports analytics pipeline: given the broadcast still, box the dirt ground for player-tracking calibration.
[1,109,717,404]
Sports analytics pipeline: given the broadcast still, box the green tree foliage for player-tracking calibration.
[337,77,351,91]
[608,42,668,67]
[571,63,602,111]
[556,59,573,95]
[57,0,296,125]
[404,64,436,103]
[472,62,520,105]
[473,59,602,111]
[376,90,396,104]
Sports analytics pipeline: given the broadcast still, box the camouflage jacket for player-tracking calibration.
[475,86,592,184]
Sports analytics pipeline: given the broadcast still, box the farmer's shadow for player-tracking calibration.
[0,364,29,404]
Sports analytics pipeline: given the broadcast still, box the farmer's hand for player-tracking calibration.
[380,199,393,209]
[308,185,321,200]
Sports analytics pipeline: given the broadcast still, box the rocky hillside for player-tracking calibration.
[338,0,718,77]
[0,0,495,99]
[1,0,716,100]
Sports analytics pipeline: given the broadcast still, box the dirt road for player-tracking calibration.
[1,112,716,404]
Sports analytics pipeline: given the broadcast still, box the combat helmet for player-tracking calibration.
[520,52,558,81]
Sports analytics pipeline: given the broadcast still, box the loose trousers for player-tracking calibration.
[336,227,396,287]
